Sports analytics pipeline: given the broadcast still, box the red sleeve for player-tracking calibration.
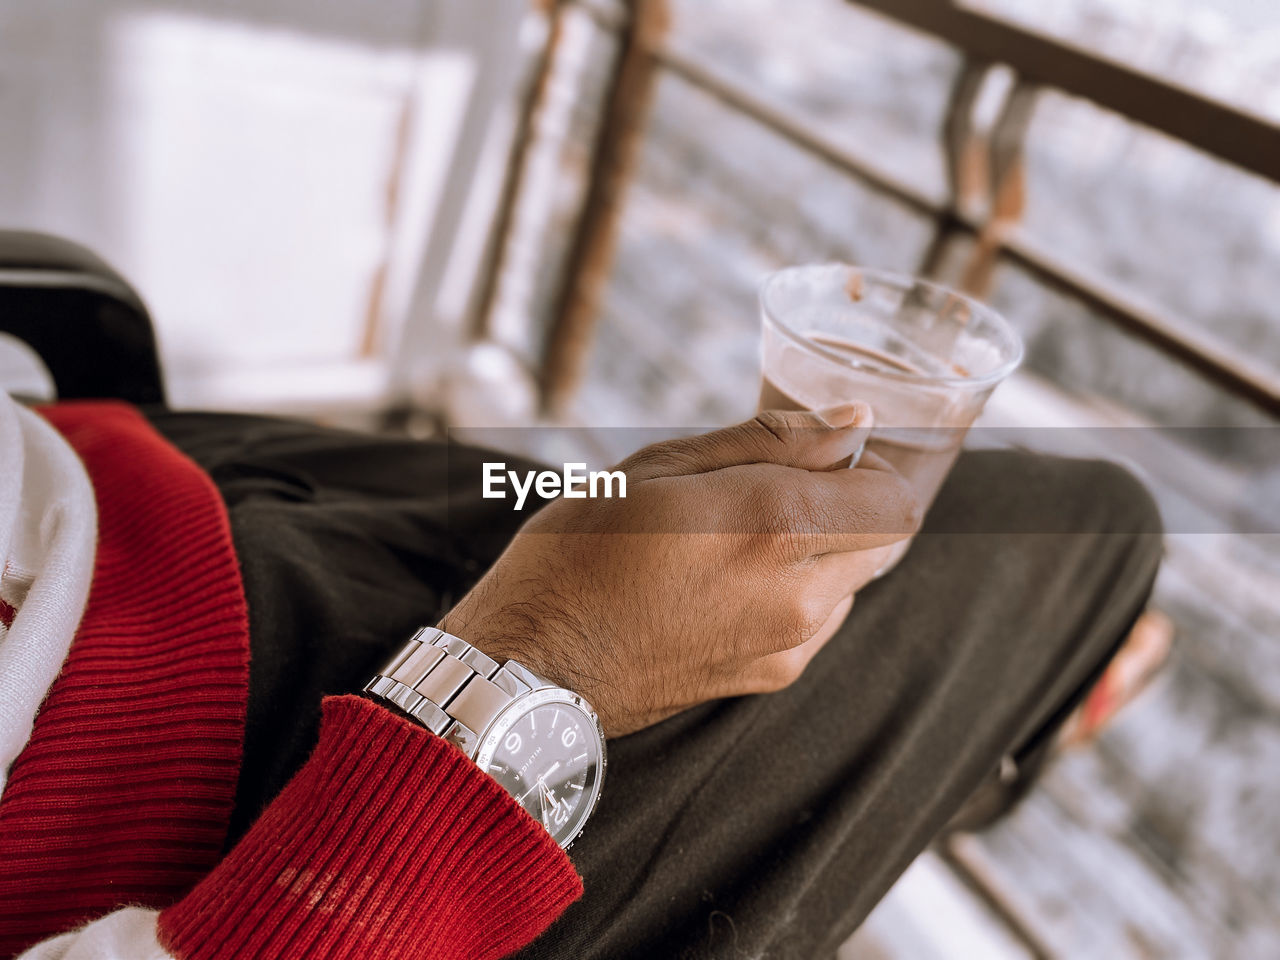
[156,695,582,960]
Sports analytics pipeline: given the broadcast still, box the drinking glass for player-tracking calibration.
[759,264,1023,574]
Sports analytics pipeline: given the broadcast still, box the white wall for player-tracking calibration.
[0,0,526,412]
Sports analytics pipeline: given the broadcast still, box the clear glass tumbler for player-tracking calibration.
[758,264,1023,573]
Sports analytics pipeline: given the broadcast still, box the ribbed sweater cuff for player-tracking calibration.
[157,695,582,960]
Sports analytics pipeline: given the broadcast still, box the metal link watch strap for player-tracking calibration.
[364,627,533,757]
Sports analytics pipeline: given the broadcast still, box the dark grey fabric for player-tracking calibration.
[145,410,1162,960]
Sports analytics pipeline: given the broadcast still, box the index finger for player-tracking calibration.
[784,464,921,557]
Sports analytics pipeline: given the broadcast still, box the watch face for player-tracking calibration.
[476,691,604,847]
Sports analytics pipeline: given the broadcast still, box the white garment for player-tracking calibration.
[0,392,97,796]
[17,909,167,960]
[1,393,174,960]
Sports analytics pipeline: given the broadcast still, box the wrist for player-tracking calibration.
[363,627,607,848]
[439,593,591,700]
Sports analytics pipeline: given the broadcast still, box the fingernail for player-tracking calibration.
[816,402,870,429]
[847,439,867,469]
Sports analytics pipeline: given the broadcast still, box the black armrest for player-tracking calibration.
[0,230,166,404]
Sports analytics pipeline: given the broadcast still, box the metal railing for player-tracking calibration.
[471,0,1280,418]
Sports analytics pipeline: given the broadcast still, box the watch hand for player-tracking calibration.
[517,778,543,805]
[538,783,552,826]
[515,762,563,805]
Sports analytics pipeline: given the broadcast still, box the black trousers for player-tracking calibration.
[147,410,1163,960]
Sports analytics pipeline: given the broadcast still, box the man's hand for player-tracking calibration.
[441,404,919,737]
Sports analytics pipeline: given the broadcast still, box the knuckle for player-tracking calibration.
[626,442,688,477]
[907,497,924,533]
[792,595,829,639]
[759,651,806,692]
[793,486,835,536]
[750,589,817,656]
[751,410,795,446]
[864,472,920,535]
[763,593,824,650]
[772,490,836,554]
[753,520,804,564]
[755,480,823,539]
[750,482,795,537]
[894,478,924,533]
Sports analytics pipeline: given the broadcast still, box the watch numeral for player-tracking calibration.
[504,732,523,753]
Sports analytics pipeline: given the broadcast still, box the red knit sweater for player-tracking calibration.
[0,402,581,960]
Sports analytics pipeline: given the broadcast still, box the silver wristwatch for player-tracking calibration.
[364,626,606,849]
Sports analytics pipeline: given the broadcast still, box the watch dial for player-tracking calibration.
[483,702,600,843]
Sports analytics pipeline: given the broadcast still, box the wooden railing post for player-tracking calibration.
[960,80,1037,298]
[538,0,669,416]
[918,58,992,282]
[467,0,567,343]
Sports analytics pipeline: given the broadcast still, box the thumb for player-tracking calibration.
[623,403,873,480]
